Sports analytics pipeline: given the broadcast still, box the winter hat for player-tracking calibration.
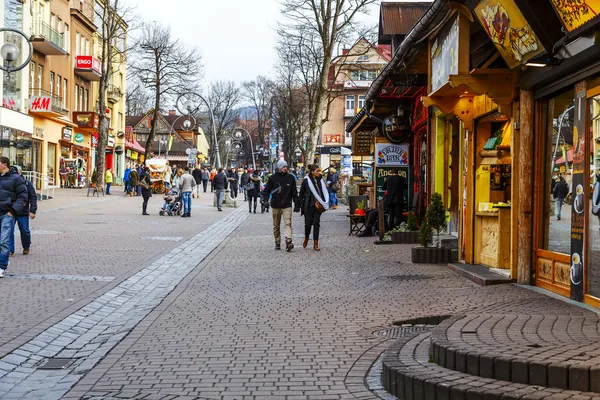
[277,160,288,169]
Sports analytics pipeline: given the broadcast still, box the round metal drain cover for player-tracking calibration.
[373,325,434,339]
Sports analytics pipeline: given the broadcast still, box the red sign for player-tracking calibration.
[91,132,99,148]
[75,56,101,73]
[325,134,341,144]
[30,96,52,112]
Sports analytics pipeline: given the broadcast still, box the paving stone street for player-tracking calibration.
[1,190,599,399]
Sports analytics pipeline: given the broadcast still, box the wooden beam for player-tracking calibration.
[448,71,517,110]
[481,53,501,70]
[422,96,474,131]
[517,90,534,285]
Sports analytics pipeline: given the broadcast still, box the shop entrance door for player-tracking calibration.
[585,89,600,306]
[533,89,574,298]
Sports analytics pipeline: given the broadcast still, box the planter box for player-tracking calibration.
[411,247,452,264]
[391,231,419,244]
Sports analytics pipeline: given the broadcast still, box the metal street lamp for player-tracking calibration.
[176,93,221,168]
[0,28,33,78]
[233,127,256,170]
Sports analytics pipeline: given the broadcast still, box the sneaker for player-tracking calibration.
[275,243,281,250]
[23,249,29,255]
[0,269,4,278]
[9,252,14,256]
[286,240,294,252]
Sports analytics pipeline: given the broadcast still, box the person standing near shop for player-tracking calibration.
[266,160,299,251]
[201,167,210,193]
[10,166,37,256]
[139,166,152,216]
[299,164,329,251]
[227,168,239,199]
[179,167,196,218]
[326,167,339,209]
[164,163,172,191]
[246,168,261,213]
[209,167,217,193]
[105,168,113,195]
[213,167,228,211]
[192,166,202,198]
[553,175,569,221]
[240,168,250,201]
[129,166,139,197]
[123,164,131,196]
[136,164,143,196]
[0,157,28,278]
[383,168,408,229]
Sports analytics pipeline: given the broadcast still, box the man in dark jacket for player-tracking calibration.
[10,166,37,256]
[192,166,202,198]
[382,168,408,229]
[240,169,250,201]
[0,157,28,278]
[266,160,299,251]
[553,175,569,220]
[213,168,228,211]
[227,168,239,199]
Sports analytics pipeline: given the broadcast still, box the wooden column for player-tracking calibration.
[517,90,534,285]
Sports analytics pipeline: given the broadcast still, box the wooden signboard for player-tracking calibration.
[550,0,600,32]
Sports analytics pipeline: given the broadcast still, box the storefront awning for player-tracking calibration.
[125,139,146,154]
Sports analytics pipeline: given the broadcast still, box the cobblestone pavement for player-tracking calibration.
[0,188,232,359]
[59,208,557,400]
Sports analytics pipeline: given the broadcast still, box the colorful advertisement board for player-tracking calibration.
[375,166,412,203]
[551,0,600,32]
[375,143,409,166]
[474,0,544,69]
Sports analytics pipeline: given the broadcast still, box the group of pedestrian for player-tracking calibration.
[0,157,37,278]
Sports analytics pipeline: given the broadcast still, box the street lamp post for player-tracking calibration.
[166,114,195,161]
[233,127,256,170]
[0,28,33,78]
[225,140,243,168]
[176,93,221,169]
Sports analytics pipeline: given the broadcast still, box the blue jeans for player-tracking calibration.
[124,180,130,194]
[329,191,338,207]
[0,214,14,270]
[10,215,30,253]
[106,182,112,194]
[182,192,192,214]
[216,189,225,209]
[556,198,564,218]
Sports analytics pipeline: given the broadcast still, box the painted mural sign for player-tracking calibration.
[375,166,411,203]
[570,80,587,302]
[431,15,459,93]
[551,0,600,32]
[474,0,544,69]
[375,143,409,166]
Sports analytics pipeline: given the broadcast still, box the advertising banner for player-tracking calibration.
[375,143,409,166]
[570,80,587,302]
[550,0,600,32]
[375,166,411,203]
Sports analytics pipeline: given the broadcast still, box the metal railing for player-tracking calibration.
[29,88,66,115]
[31,22,64,49]
[22,171,56,201]
[107,84,123,102]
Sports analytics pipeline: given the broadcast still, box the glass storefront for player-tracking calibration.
[47,142,56,186]
[587,93,600,298]
[0,126,32,170]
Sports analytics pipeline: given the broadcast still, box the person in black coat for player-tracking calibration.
[382,168,408,229]
[246,169,261,213]
[10,166,37,255]
[139,166,152,216]
[213,168,228,211]
[552,175,569,220]
[192,166,202,198]
[298,164,329,251]
[240,169,250,201]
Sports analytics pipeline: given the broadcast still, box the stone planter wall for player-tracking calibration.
[411,247,451,264]
[391,231,419,244]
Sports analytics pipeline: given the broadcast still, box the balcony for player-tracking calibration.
[107,84,123,104]
[344,108,356,117]
[28,89,67,116]
[344,80,372,89]
[74,56,102,81]
[30,23,67,56]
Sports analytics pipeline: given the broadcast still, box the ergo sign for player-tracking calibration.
[75,56,101,73]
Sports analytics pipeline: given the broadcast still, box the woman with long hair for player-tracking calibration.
[298,164,329,251]
[139,166,152,216]
[246,169,262,213]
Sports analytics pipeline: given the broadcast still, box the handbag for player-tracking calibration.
[332,182,341,192]
[315,200,326,213]
[139,176,150,190]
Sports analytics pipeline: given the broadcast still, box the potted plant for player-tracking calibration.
[411,193,451,263]
[355,199,366,216]
[90,168,97,188]
[389,212,419,244]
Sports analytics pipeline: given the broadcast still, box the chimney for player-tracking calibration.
[169,110,176,115]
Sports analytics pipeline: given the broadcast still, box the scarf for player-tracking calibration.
[307,176,329,210]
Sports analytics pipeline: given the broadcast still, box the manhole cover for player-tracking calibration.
[374,325,434,339]
[36,358,75,370]
[386,274,433,281]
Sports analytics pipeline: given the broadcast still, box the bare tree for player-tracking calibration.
[125,76,153,116]
[204,80,241,165]
[278,0,377,163]
[242,76,275,147]
[93,0,135,187]
[130,21,202,156]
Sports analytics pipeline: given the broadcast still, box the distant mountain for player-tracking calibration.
[237,106,257,120]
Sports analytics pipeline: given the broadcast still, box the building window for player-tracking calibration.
[356,55,369,62]
[358,95,365,110]
[49,72,54,96]
[29,62,34,90]
[50,13,56,31]
[75,32,80,56]
[345,95,355,111]
[63,78,68,109]
[74,85,79,111]
[84,89,88,111]
[64,23,70,52]
[37,65,42,88]
[349,70,377,81]
[85,38,90,55]
[118,112,123,131]
[56,75,61,103]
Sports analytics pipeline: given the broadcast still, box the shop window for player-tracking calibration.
[542,88,575,255]
[345,95,355,111]
[588,93,600,298]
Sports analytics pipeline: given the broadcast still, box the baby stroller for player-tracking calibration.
[159,189,183,216]
[260,188,271,213]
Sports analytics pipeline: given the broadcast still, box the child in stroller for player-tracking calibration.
[160,188,183,216]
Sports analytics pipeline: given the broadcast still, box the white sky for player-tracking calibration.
[125,0,432,85]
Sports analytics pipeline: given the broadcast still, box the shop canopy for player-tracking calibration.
[555,149,573,165]
[126,138,146,154]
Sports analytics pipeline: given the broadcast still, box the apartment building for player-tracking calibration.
[319,38,391,170]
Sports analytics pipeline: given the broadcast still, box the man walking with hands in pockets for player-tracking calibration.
[266,160,299,251]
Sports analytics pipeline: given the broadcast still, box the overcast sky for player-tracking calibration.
[125,0,431,85]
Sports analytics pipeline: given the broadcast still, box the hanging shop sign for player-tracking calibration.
[474,0,544,69]
[91,132,99,148]
[324,134,341,144]
[550,0,600,33]
[74,133,84,143]
[115,145,124,155]
[117,131,125,139]
[375,143,409,166]
[62,127,73,142]
[107,135,115,148]
[73,112,100,130]
[570,80,587,302]
[431,15,459,92]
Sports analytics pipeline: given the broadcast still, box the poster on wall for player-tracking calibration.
[550,0,600,32]
[375,166,412,203]
[474,0,544,69]
[375,143,409,166]
[430,15,459,93]
[570,80,587,302]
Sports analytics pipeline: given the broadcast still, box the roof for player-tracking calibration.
[379,2,433,44]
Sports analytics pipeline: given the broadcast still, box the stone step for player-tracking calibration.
[430,313,600,393]
[382,331,600,399]
[445,263,515,285]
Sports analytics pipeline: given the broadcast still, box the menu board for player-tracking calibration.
[375,166,412,204]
